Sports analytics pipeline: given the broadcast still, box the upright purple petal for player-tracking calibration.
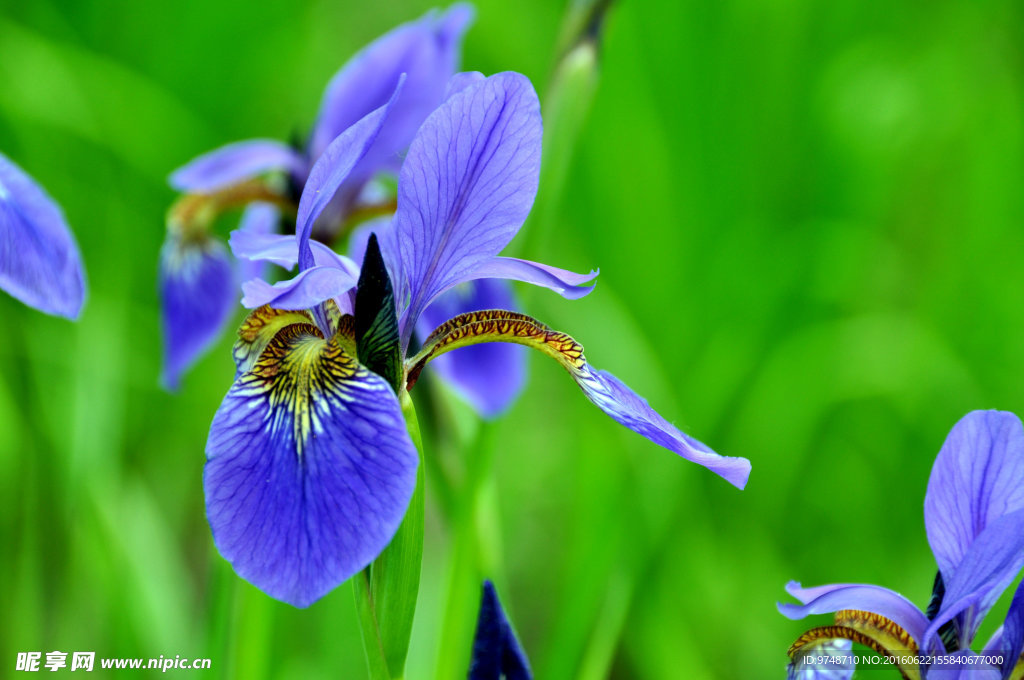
[309,4,474,167]
[418,279,526,418]
[469,581,532,680]
[231,230,356,273]
[296,79,404,272]
[0,152,86,319]
[778,581,931,648]
[204,318,418,607]
[159,237,236,390]
[925,509,1024,652]
[169,139,307,193]
[394,72,543,343]
[925,411,1024,583]
[574,364,751,489]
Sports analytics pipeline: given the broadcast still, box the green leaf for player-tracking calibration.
[354,393,425,680]
[355,233,402,392]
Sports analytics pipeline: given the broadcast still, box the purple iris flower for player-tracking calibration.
[158,4,472,389]
[207,70,751,607]
[780,410,1024,680]
[469,581,532,680]
[0,151,86,319]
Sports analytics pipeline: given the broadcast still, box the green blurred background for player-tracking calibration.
[2,0,1024,677]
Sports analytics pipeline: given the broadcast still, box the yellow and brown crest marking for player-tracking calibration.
[406,309,585,390]
[787,609,921,680]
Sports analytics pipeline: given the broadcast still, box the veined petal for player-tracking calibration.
[230,230,357,273]
[159,236,236,390]
[231,305,319,374]
[169,139,306,193]
[926,509,1024,652]
[309,4,474,163]
[0,151,86,319]
[779,581,930,649]
[204,314,418,607]
[449,256,598,301]
[297,79,404,271]
[417,280,526,418]
[925,411,1024,585]
[469,581,532,680]
[407,310,750,488]
[395,72,543,343]
[240,265,357,312]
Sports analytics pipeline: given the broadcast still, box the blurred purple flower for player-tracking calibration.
[469,581,532,680]
[780,410,1024,679]
[205,70,751,607]
[0,151,86,319]
[159,4,472,389]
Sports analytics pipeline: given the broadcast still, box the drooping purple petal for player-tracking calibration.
[230,230,357,274]
[573,363,751,489]
[778,581,931,648]
[159,237,236,390]
[0,151,86,319]
[925,509,1024,653]
[463,257,598,300]
[468,580,532,680]
[297,79,405,272]
[418,279,526,418]
[925,411,1024,587]
[308,4,474,166]
[394,71,543,344]
[169,139,307,193]
[205,320,418,608]
[240,265,358,312]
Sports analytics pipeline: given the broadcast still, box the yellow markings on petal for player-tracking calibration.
[406,309,585,390]
[787,609,921,680]
[237,316,367,456]
[233,305,316,374]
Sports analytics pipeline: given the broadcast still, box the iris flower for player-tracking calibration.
[205,70,751,607]
[780,410,1024,679]
[0,151,86,319]
[158,4,472,389]
[469,581,532,680]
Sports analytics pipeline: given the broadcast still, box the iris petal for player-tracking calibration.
[240,265,358,312]
[297,79,404,272]
[418,280,526,418]
[309,4,474,164]
[235,202,280,283]
[925,411,1024,585]
[169,139,306,193]
[395,72,543,343]
[159,237,236,390]
[204,315,418,607]
[469,580,532,680]
[926,509,1024,652]
[0,151,86,319]
[230,230,357,274]
[778,581,930,649]
[408,310,750,488]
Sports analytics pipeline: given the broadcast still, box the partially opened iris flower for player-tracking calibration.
[469,581,532,680]
[158,4,472,389]
[0,151,86,319]
[780,410,1024,679]
[205,70,751,607]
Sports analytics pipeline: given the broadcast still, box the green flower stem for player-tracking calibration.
[432,421,504,679]
[354,392,426,680]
